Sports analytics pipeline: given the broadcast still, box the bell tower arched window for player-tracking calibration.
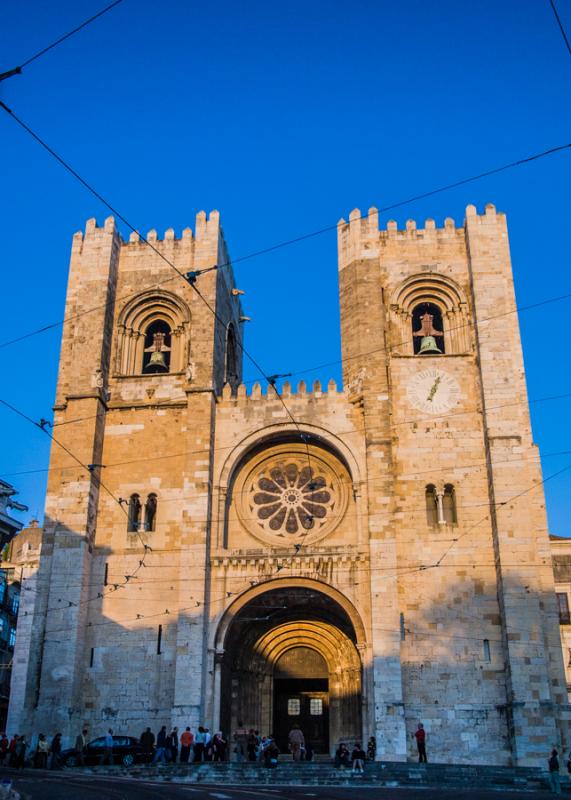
[115,290,190,376]
[412,302,445,355]
[143,320,172,374]
[127,494,141,532]
[390,273,471,356]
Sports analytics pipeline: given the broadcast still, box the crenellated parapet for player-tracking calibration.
[218,378,343,403]
[71,210,223,263]
[337,204,502,271]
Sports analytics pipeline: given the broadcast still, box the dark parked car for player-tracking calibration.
[62,735,143,767]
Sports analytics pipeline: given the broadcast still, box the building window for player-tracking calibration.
[425,484,438,526]
[10,593,19,616]
[412,302,445,355]
[557,593,570,625]
[143,320,172,374]
[287,698,301,716]
[310,698,323,716]
[144,494,157,532]
[225,323,238,387]
[8,628,16,648]
[483,639,491,662]
[128,494,142,533]
[442,484,457,525]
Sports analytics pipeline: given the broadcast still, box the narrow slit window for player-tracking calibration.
[557,593,570,625]
[443,484,457,525]
[128,494,141,533]
[157,624,163,655]
[90,647,95,668]
[425,485,438,526]
[144,494,157,532]
[483,639,491,662]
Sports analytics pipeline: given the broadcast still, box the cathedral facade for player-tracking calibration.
[8,205,569,765]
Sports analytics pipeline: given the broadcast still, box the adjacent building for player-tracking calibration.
[6,205,570,765]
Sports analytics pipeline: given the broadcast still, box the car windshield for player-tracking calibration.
[88,738,105,747]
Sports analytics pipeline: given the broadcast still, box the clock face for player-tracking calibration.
[407,368,461,415]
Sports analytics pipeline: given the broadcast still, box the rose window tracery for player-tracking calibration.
[252,460,335,536]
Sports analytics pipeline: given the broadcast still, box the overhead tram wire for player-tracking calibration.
[0,100,568,352]
[0,395,153,596]
[0,103,317,523]
[2,388,570,482]
[548,0,571,58]
[0,0,125,82]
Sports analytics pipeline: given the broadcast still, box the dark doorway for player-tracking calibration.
[273,646,329,755]
[274,678,329,755]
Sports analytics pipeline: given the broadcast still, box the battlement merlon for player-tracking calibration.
[71,210,227,273]
[337,203,505,271]
[218,378,343,403]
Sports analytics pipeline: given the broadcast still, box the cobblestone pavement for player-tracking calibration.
[1,769,558,800]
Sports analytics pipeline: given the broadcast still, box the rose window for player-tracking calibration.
[248,457,337,539]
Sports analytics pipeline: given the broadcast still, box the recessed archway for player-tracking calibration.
[218,584,363,755]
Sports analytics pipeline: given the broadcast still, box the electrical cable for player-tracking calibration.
[548,0,571,58]
[2,389,569,484]
[2,0,125,76]
[0,101,568,352]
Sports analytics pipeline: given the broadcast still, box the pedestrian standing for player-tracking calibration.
[153,726,168,764]
[35,734,49,769]
[414,723,427,763]
[14,735,27,769]
[193,726,206,762]
[548,748,561,795]
[179,727,194,763]
[204,728,213,761]
[0,733,8,765]
[232,721,248,762]
[304,738,314,762]
[367,736,376,761]
[49,733,62,770]
[263,738,280,768]
[99,729,114,766]
[140,727,155,763]
[75,729,88,766]
[212,732,227,762]
[168,727,179,763]
[247,729,257,761]
[8,735,18,767]
[351,742,366,775]
[288,724,305,762]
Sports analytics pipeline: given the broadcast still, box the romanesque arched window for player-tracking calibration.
[114,291,191,376]
[144,493,157,532]
[390,273,471,356]
[412,302,445,355]
[425,484,438,526]
[442,483,457,525]
[127,494,141,532]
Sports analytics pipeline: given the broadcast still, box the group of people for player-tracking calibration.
[334,737,376,774]
[0,732,61,770]
[232,723,282,767]
[140,726,227,764]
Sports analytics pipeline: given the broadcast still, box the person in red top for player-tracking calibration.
[0,733,8,765]
[414,723,427,763]
[180,727,194,763]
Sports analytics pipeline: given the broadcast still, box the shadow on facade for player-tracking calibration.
[11,520,569,765]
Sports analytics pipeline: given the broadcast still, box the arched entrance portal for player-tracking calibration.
[219,586,362,755]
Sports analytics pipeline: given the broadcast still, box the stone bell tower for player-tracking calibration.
[8,211,244,737]
[336,204,569,765]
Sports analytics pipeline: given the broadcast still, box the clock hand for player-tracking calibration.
[426,376,441,402]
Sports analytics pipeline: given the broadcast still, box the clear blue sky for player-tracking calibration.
[1,0,570,534]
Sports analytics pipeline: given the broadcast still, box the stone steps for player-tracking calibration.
[74,760,569,791]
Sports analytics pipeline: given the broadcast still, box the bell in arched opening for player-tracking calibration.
[143,320,172,374]
[412,303,445,355]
